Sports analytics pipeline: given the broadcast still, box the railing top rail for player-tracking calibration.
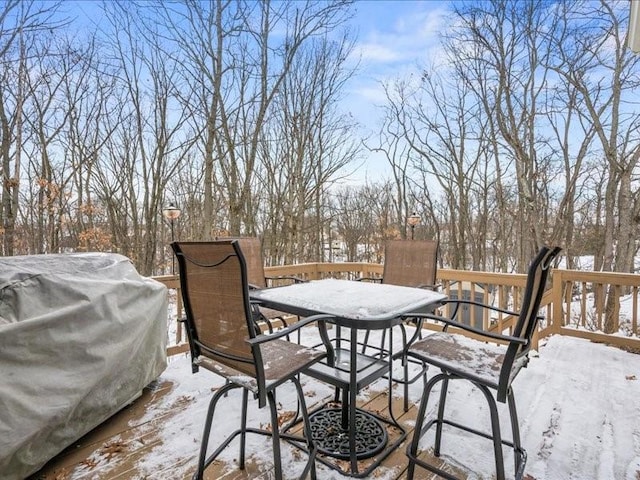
[437,268,528,286]
[265,262,380,270]
[153,275,180,288]
[157,264,640,289]
[555,269,640,285]
[154,261,640,357]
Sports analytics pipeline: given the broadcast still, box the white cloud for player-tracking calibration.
[352,2,450,67]
[356,42,401,62]
[355,83,389,103]
[340,1,454,180]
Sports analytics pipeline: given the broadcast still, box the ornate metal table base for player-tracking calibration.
[308,407,388,459]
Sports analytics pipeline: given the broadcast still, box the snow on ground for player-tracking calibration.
[76,326,640,480]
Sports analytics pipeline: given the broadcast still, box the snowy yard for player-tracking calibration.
[94,328,640,480]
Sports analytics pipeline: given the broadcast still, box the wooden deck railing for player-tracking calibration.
[154,263,640,357]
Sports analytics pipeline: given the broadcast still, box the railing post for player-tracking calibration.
[311,263,321,280]
[551,270,563,334]
[176,280,183,344]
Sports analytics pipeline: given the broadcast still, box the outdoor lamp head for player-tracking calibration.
[408,212,421,227]
[163,203,181,221]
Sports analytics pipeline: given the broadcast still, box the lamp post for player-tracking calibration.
[408,212,421,240]
[163,202,181,274]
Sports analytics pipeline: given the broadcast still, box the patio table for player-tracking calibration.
[250,278,446,477]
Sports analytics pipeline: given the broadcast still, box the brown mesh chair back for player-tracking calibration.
[171,239,329,479]
[172,240,256,377]
[213,236,267,288]
[217,236,292,334]
[382,239,438,289]
[235,237,268,288]
[360,239,438,412]
[499,245,563,393]
[405,246,562,480]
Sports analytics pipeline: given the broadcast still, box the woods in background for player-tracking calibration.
[1,0,638,301]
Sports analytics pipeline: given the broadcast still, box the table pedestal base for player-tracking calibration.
[308,407,387,460]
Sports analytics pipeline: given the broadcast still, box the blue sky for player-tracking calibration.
[340,1,452,181]
[65,0,452,183]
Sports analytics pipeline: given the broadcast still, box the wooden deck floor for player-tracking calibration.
[30,376,468,480]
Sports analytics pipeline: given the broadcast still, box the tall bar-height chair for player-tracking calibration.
[404,246,562,480]
[223,236,303,337]
[172,240,333,480]
[359,239,440,411]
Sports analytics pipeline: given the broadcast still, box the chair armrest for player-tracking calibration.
[442,298,519,318]
[401,312,528,345]
[264,275,306,285]
[246,314,335,345]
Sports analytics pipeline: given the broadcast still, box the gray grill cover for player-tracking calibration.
[0,253,167,479]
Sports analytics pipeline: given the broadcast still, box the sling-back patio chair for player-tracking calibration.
[378,239,439,289]
[359,239,440,411]
[403,245,562,480]
[224,237,303,336]
[171,240,334,480]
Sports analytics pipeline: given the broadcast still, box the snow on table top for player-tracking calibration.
[251,278,446,321]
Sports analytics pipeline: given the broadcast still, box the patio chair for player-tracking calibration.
[377,239,439,289]
[223,236,303,336]
[171,240,334,480]
[404,245,562,480]
[359,239,440,411]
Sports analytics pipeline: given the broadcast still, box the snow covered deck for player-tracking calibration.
[31,332,640,480]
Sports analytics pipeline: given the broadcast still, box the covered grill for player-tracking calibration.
[0,253,167,480]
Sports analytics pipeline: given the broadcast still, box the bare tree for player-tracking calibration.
[0,0,64,255]
[366,89,416,242]
[379,70,488,269]
[374,0,638,279]
[59,36,119,252]
[326,182,400,264]
[544,0,640,331]
[258,32,359,264]
[154,0,353,244]
[95,1,192,275]
[446,0,560,268]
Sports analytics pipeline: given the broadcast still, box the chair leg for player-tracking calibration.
[266,381,317,480]
[479,384,506,480]
[362,327,389,357]
[385,322,427,414]
[407,371,520,480]
[399,324,409,412]
[239,388,249,469]
[267,390,284,479]
[380,328,387,357]
[403,359,410,412]
[291,376,317,480]
[433,376,449,456]
[406,372,447,480]
[508,388,526,478]
[194,382,238,480]
[361,329,371,354]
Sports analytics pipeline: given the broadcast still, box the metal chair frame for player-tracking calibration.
[172,240,333,480]
[236,236,307,343]
[359,239,440,412]
[404,246,562,480]
[221,236,303,335]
